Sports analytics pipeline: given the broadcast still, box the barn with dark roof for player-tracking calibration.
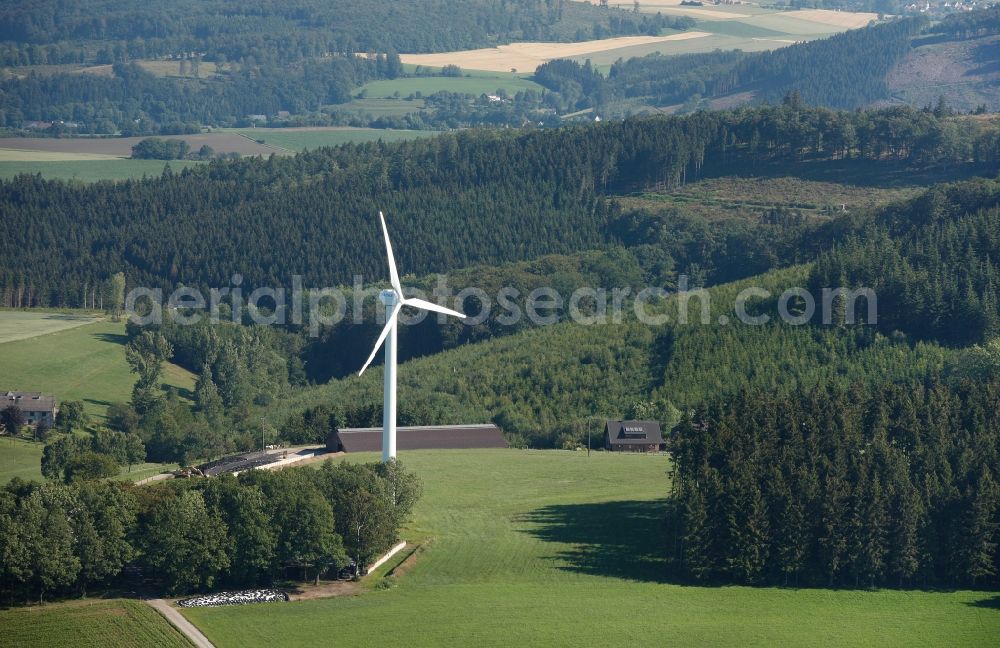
[327,424,507,453]
[603,420,663,452]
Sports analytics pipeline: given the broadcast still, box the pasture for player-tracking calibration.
[0,311,100,344]
[0,437,44,483]
[0,159,203,182]
[183,449,1000,648]
[0,315,196,421]
[0,599,194,648]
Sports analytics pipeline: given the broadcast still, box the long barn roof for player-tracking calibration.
[334,424,507,452]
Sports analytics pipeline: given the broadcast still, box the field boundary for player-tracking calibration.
[233,131,293,155]
[365,541,407,575]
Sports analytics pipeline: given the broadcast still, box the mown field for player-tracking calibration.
[184,450,1000,648]
[0,598,194,648]
[0,313,195,420]
[0,311,100,344]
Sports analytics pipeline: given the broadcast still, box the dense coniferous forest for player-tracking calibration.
[669,379,1000,588]
[811,179,1000,347]
[0,461,420,601]
[2,104,996,308]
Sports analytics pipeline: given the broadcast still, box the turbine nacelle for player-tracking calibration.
[358,211,466,378]
[379,288,399,306]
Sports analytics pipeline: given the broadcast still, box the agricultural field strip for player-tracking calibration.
[399,32,713,72]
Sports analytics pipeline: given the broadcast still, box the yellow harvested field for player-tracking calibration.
[0,147,121,162]
[400,32,712,72]
[784,9,878,28]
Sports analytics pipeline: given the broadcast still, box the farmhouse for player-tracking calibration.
[2,391,57,427]
[328,424,507,453]
[604,420,663,452]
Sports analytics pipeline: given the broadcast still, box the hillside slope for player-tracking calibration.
[886,33,1000,112]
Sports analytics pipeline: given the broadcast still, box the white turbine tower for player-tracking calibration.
[358,212,465,462]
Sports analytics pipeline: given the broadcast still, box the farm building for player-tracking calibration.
[196,451,275,477]
[2,391,57,427]
[604,420,663,453]
[328,424,507,453]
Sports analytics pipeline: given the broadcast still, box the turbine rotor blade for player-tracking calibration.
[358,302,403,376]
[379,211,403,297]
[403,297,465,320]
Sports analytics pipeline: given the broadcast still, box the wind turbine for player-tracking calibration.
[358,212,465,462]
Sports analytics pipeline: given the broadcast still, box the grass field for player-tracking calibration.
[183,450,1000,647]
[0,598,195,648]
[333,97,429,117]
[0,437,44,483]
[231,127,437,152]
[0,314,196,420]
[0,159,203,182]
[359,74,543,98]
[0,311,100,344]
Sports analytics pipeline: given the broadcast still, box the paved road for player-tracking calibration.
[147,599,216,648]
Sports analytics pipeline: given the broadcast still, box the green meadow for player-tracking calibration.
[0,599,194,648]
[183,450,1000,648]
[360,73,543,98]
[0,437,44,483]
[0,159,202,182]
[0,313,196,421]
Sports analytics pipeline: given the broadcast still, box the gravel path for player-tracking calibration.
[147,599,216,648]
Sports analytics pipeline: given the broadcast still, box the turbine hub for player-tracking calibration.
[379,288,399,305]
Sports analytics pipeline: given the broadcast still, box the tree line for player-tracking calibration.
[0,460,420,602]
[2,103,996,309]
[669,378,1000,589]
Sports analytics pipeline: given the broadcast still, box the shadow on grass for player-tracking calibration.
[518,499,676,583]
[966,595,1000,610]
[40,313,99,322]
[93,332,127,345]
